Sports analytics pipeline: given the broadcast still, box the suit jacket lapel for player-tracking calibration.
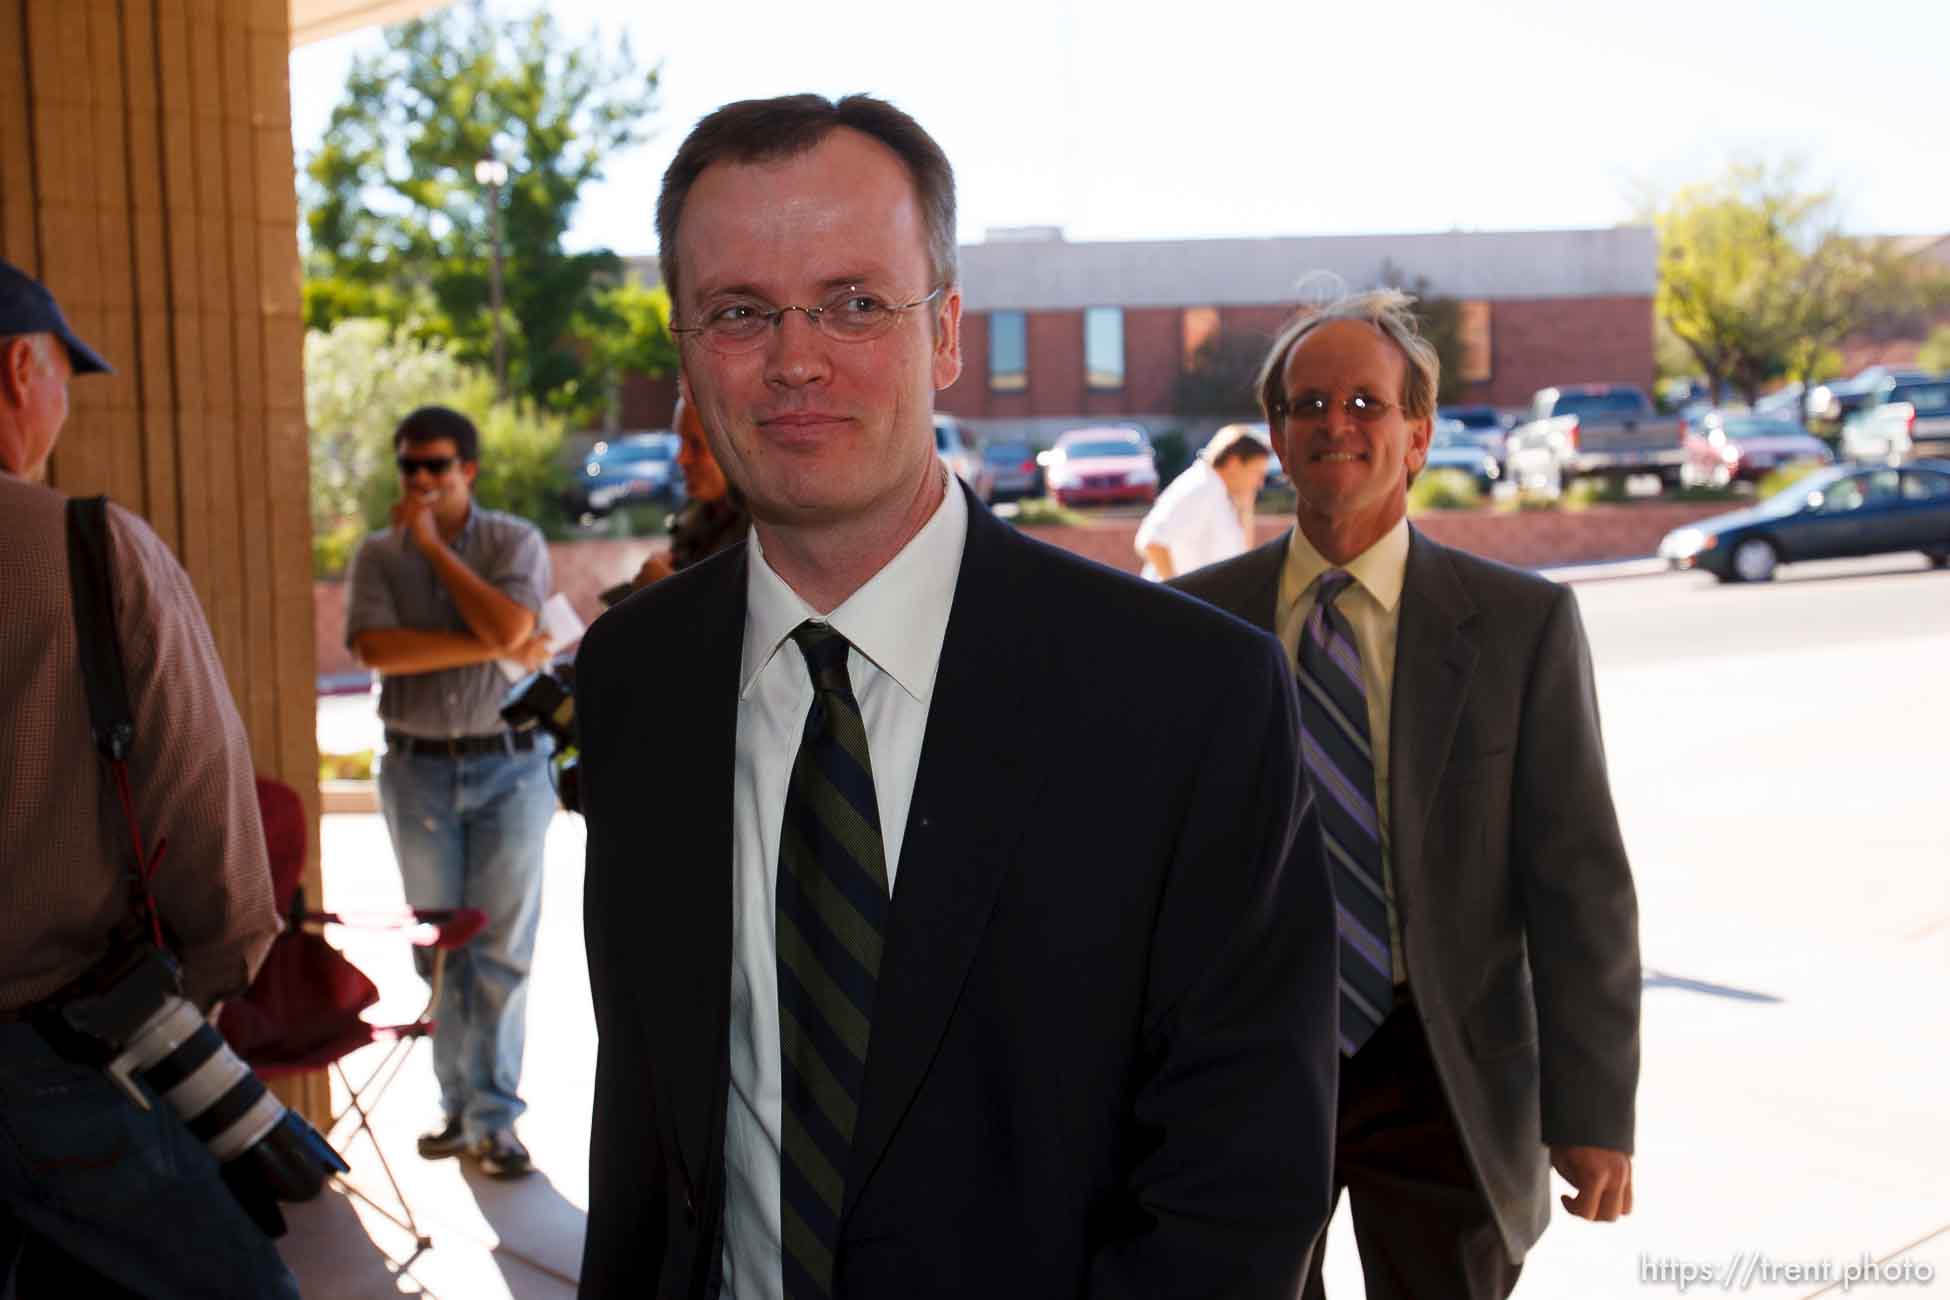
[844,496,1044,1219]
[1218,531,1290,636]
[648,545,748,1198]
[1388,529,1477,896]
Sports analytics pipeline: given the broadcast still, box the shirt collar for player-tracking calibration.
[740,476,968,703]
[1279,515,1410,615]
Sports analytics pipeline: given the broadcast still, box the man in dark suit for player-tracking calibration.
[574,94,1339,1299]
[1174,289,1641,1299]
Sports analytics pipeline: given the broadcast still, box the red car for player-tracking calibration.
[1043,427,1159,507]
[1679,413,1831,489]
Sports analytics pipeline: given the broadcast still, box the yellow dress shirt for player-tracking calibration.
[1276,518,1411,986]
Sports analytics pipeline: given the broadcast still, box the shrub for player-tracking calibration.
[1009,498,1093,528]
[1756,459,1828,502]
[307,319,572,576]
[1406,469,1483,512]
[319,749,375,782]
[1150,430,1192,489]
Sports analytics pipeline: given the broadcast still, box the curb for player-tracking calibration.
[320,779,379,815]
[1537,557,1670,584]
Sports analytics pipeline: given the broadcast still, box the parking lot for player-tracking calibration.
[298,553,1950,1298]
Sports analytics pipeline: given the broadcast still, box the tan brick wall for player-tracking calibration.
[4,0,321,1118]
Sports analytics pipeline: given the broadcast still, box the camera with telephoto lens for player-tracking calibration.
[502,663,580,813]
[41,939,349,1230]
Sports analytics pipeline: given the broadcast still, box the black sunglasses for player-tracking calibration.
[397,454,458,477]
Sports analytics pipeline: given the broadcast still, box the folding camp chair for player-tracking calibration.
[220,776,486,1273]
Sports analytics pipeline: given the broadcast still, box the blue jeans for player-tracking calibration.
[377,740,557,1141]
[0,1021,299,1298]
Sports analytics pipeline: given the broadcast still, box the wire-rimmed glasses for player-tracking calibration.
[1268,393,1400,426]
[672,285,944,354]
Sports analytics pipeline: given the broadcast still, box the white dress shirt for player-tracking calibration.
[1134,457,1250,580]
[1275,517,1411,985]
[721,477,968,1300]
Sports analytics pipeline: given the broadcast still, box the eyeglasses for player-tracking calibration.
[397,454,458,477]
[672,286,944,355]
[1268,393,1400,426]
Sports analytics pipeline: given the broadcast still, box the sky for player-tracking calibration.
[288,0,1949,260]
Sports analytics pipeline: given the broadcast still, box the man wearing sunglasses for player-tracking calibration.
[574,95,1339,1298]
[1174,290,1640,1298]
[344,404,556,1180]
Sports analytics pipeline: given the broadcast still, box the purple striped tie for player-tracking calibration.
[1295,570,1394,1056]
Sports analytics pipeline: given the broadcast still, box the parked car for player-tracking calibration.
[1749,383,1805,423]
[1504,383,1686,494]
[573,432,683,515]
[1436,404,1512,464]
[1657,461,1950,582]
[982,438,1045,501]
[934,414,994,503]
[1807,366,1936,433]
[1678,412,1832,489]
[1043,426,1159,507]
[1426,418,1501,494]
[1839,376,1950,466]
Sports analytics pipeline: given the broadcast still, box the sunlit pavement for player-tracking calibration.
[290,556,1949,1297]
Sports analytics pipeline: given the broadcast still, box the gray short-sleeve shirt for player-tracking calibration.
[344,504,550,738]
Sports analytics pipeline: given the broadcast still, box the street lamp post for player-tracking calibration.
[474,153,510,399]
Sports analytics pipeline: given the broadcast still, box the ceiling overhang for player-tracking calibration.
[290,0,451,48]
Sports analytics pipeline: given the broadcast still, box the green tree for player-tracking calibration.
[572,280,681,425]
[1652,161,1936,405]
[302,2,663,417]
[1377,263,1466,405]
[1921,325,1950,372]
[306,318,570,577]
[1173,330,1271,419]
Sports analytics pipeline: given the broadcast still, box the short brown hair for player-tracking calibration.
[656,94,958,314]
[1256,288,1440,424]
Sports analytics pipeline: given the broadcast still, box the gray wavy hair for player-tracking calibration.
[1256,288,1440,423]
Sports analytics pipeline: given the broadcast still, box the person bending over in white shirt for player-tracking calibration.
[1136,422,1272,580]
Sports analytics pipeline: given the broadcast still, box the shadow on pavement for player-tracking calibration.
[279,1187,435,1298]
[461,1164,587,1293]
[1643,968,1785,1004]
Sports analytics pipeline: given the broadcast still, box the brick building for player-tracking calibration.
[620,224,1657,440]
[943,225,1656,442]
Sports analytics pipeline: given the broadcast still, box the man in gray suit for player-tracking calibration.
[1173,289,1639,1298]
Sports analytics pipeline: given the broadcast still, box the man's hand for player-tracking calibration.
[1550,1144,1633,1221]
[509,631,555,673]
[391,493,442,554]
[632,551,675,591]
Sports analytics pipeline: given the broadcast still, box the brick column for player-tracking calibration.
[2,0,324,1122]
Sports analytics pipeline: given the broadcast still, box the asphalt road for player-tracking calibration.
[1316,553,1950,1298]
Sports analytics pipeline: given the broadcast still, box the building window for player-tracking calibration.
[989,311,1028,392]
[1458,300,1493,383]
[1084,307,1124,390]
[1182,306,1219,369]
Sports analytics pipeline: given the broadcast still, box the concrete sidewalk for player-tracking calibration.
[276,811,592,1299]
[284,622,1949,1298]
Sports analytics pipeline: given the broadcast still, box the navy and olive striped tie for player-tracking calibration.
[1295,570,1395,1057]
[777,621,888,1298]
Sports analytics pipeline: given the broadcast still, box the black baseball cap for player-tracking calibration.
[0,257,112,374]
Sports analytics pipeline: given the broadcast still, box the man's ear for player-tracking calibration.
[0,337,32,407]
[1405,413,1433,477]
[932,286,963,392]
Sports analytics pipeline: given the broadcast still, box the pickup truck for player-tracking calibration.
[1503,384,1685,494]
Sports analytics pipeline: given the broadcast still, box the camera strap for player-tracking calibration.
[65,496,167,948]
